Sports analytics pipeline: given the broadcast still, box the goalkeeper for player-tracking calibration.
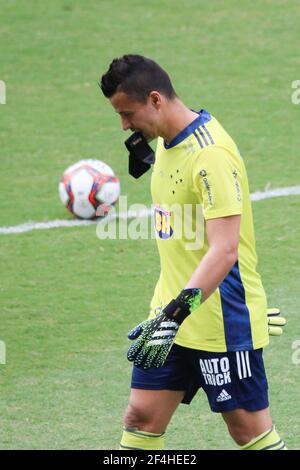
[100,55,287,451]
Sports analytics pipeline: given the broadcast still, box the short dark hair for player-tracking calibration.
[100,54,177,102]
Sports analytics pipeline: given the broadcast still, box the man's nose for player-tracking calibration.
[121,117,131,131]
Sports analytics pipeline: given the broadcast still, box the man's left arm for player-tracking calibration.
[185,216,287,334]
[127,214,286,369]
[127,215,241,369]
[184,215,240,298]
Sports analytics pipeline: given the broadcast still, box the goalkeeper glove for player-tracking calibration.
[267,307,287,336]
[125,132,155,179]
[127,288,202,369]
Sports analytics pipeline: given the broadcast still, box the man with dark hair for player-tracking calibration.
[100,54,287,450]
[101,54,177,103]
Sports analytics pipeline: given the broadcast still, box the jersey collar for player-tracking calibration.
[163,109,211,149]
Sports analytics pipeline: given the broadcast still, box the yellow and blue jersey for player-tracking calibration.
[150,109,268,352]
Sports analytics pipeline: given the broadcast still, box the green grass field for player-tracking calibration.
[0,0,299,449]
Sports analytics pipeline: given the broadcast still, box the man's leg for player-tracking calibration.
[222,407,287,450]
[119,343,198,450]
[120,388,185,450]
[192,348,287,450]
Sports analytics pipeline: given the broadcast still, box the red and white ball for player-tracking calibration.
[59,159,120,219]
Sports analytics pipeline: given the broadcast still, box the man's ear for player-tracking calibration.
[149,90,162,109]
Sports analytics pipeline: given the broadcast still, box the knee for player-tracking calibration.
[227,423,254,446]
[123,403,149,430]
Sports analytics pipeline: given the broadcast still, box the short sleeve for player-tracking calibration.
[192,146,243,220]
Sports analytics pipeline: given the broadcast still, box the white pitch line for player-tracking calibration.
[0,209,153,235]
[0,185,299,235]
[250,185,300,201]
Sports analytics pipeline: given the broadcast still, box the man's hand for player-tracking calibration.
[127,288,202,369]
[127,312,180,369]
[268,308,287,336]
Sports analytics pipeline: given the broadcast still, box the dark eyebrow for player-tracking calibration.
[117,110,134,116]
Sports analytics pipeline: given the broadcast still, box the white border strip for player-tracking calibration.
[1,185,299,235]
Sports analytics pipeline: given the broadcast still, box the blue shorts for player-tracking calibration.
[131,344,269,413]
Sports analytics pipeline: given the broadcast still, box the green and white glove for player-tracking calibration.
[267,307,287,336]
[127,288,202,369]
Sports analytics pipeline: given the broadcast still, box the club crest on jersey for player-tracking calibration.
[154,206,173,239]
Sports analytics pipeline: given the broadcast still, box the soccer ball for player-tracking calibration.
[59,159,120,219]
